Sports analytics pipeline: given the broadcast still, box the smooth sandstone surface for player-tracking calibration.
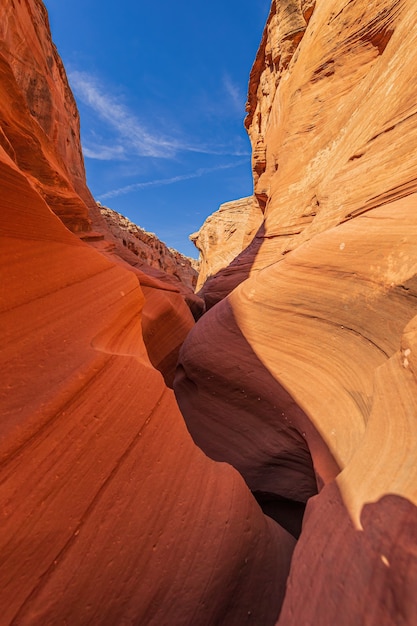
[176,1,417,624]
[200,0,417,305]
[0,1,296,624]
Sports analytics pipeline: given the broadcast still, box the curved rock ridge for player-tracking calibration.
[0,1,200,300]
[175,1,417,624]
[89,204,203,382]
[0,1,297,623]
[190,196,263,292]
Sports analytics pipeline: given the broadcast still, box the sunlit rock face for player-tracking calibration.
[190,196,263,292]
[176,1,417,624]
[0,1,297,624]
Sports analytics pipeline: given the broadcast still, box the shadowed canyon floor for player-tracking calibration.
[2,0,417,624]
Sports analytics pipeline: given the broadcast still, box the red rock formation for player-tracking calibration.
[0,0,203,383]
[0,155,295,623]
[176,1,417,624]
[99,203,199,292]
[190,196,263,292]
[94,204,202,384]
[0,1,297,623]
[0,0,94,231]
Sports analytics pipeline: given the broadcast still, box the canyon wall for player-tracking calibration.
[0,0,205,382]
[0,0,199,300]
[99,203,198,292]
[0,0,93,231]
[0,1,296,624]
[176,1,417,624]
[3,0,417,624]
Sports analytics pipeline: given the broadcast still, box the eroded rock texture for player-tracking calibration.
[190,196,263,292]
[99,203,199,292]
[176,1,417,624]
[0,1,297,623]
[0,0,94,232]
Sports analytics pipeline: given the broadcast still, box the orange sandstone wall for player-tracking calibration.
[176,2,417,625]
[0,0,203,384]
[0,0,94,231]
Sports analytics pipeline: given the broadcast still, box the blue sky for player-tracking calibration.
[43,1,270,257]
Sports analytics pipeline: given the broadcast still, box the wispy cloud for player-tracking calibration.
[223,73,244,112]
[69,70,179,158]
[82,144,127,161]
[98,159,248,200]
[69,70,250,160]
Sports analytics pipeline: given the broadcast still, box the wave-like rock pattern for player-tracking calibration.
[201,0,416,307]
[0,1,297,623]
[0,153,295,624]
[176,1,417,624]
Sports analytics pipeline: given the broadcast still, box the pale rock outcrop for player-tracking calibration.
[0,1,297,623]
[175,2,417,625]
[201,0,416,308]
[190,195,263,292]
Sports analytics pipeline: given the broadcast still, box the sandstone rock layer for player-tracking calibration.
[176,2,417,625]
[0,1,297,624]
[99,203,198,292]
[0,162,294,623]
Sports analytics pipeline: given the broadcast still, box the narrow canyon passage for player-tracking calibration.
[2,0,417,623]
[173,298,330,542]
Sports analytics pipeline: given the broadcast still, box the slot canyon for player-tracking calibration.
[1,0,417,624]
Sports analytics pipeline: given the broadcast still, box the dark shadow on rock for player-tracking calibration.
[278,484,417,625]
[174,298,340,537]
[199,223,266,310]
[253,490,306,539]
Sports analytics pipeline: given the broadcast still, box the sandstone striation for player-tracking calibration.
[0,0,204,386]
[175,1,417,625]
[0,1,297,623]
[4,0,417,623]
[0,154,295,623]
[190,196,263,292]
[0,0,94,232]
